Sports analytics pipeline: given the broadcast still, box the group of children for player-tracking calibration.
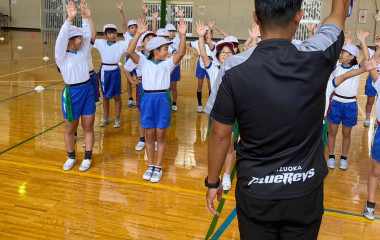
[55,0,380,220]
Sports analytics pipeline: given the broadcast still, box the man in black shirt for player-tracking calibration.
[205,0,351,239]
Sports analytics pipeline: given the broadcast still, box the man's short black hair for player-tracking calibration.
[255,0,303,28]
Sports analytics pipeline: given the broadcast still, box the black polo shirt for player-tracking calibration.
[207,23,344,199]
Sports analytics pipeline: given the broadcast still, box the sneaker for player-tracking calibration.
[222,177,232,191]
[128,100,136,107]
[339,159,348,170]
[63,158,76,171]
[150,168,162,183]
[155,141,158,152]
[82,140,86,147]
[172,105,177,112]
[79,159,92,172]
[100,119,111,127]
[114,120,121,128]
[135,141,145,151]
[364,205,376,220]
[327,158,336,169]
[143,167,154,180]
[197,105,203,113]
[364,119,370,127]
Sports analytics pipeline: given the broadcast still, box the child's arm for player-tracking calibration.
[214,26,228,38]
[357,30,370,61]
[127,18,149,64]
[172,19,188,65]
[152,10,158,33]
[186,44,199,56]
[369,37,380,82]
[307,23,314,38]
[142,4,149,20]
[55,1,77,66]
[248,23,260,47]
[195,20,211,68]
[206,18,215,51]
[335,58,380,86]
[121,67,139,85]
[117,2,128,35]
[323,0,351,31]
[80,0,92,53]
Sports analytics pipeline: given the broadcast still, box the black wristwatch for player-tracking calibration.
[205,177,220,188]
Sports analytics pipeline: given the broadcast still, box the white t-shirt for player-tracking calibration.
[123,32,134,42]
[124,51,147,77]
[205,60,220,90]
[331,64,361,103]
[373,79,380,121]
[169,35,180,50]
[87,44,94,72]
[137,56,176,90]
[55,20,91,85]
[92,39,129,71]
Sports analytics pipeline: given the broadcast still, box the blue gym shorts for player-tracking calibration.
[62,81,95,120]
[90,70,100,103]
[136,83,143,111]
[195,59,210,80]
[171,64,181,82]
[327,100,358,127]
[365,75,378,97]
[99,67,121,99]
[372,125,380,162]
[140,92,171,129]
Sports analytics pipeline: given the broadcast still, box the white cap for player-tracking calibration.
[137,31,157,47]
[165,24,176,31]
[216,40,234,52]
[103,24,117,32]
[128,20,137,27]
[68,26,83,39]
[224,36,239,45]
[342,44,359,57]
[146,37,173,51]
[156,28,169,37]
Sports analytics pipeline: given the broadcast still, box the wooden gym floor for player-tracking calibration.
[0,30,379,239]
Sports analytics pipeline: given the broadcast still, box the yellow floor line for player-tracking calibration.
[0,159,235,200]
[324,211,380,223]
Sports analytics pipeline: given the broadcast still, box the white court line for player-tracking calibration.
[0,63,56,78]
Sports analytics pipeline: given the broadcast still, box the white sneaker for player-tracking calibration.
[100,119,111,127]
[128,100,136,107]
[172,105,177,112]
[135,141,145,151]
[155,141,158,152]
[150,168,162,183]
[143,168,154,180]
[197,105,203,113]
[327,158,335,169]
[114,120,121,128]
[82,140,86,147]
[364,205,376,220]
[222,177,232,191]
[339,159,348,170]
[364,119,370,127]
[79,159,92,172]
[63,158,76,171]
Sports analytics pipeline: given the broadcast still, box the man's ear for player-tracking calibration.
[294,10,304,27]
[253,11,260,26]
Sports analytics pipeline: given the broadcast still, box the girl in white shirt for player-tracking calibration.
[127,18,188,183]
[55,0,95,172]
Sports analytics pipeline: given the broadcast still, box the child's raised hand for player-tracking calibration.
[248,23,260,39]
[137,18,149,35]
[214,26,223,36]
[345,36,352,45]
[362,58,380,72]
[207,18,214,30]
[177,7,184,18]
[152,10,159,19]
[307,22,314,32]
[194,20,207,37]
[116,2,123,11]
[357,30,367,42]
[81,1,91,18]
[142,4,149,15]
[66,1,77,21]
[365,30,371,38]
[178,19,188,35]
